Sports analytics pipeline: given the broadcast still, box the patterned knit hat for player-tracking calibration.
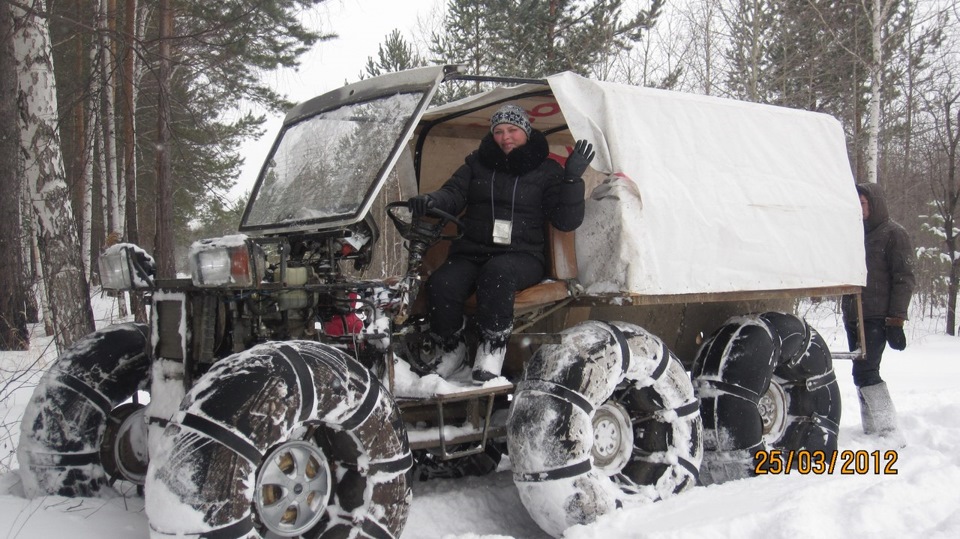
[490,104,532,137]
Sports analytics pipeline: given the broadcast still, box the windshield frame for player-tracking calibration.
[239,66,450,236]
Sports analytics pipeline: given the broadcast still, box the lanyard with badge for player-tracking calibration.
[491,172,520,245]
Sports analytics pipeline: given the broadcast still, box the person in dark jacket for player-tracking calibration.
[408,103,593,383]
[842,182,915,445]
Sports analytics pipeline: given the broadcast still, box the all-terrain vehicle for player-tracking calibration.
[18,65,866,538]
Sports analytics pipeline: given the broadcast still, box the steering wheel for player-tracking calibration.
[386,200,464,243]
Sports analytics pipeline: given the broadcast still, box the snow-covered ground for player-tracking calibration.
[1,295,958,538]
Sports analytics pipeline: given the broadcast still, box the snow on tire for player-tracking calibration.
[18,323,150,497]
[692,312,841,485]
[145,340,411,539]
[507,320,702,538]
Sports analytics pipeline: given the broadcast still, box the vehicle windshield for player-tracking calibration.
[242,92,422,229]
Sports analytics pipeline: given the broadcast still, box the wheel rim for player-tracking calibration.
[759,379,788,442]
[255,439,332,536]
[591,401,634,475]
[100,403,149,485]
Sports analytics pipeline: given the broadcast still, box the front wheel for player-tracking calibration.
[145,341,412,538]
[18,323,150,497]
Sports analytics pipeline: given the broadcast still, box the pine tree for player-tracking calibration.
[725,0,776,102]
[495,0,663,77]
[363,29,426,78]
[430,0,663,81]
[427,0,503,101]
[42,0,333,280]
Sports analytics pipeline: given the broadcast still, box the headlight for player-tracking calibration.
[99,244,156,290]
[189,235,265,287]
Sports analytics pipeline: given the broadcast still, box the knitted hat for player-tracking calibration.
[490,104,532,137]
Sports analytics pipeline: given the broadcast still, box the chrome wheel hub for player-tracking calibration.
[759,379,788,443]
[255,439,332,536]
[592,401,634,475]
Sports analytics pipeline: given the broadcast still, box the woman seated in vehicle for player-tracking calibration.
[408,103,593,383]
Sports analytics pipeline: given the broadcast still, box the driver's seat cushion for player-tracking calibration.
[418,225,578,315]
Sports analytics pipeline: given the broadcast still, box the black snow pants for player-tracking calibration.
[846,318,887,387]
[425,251,544,338]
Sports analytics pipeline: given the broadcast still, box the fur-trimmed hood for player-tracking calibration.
[477,130,550,176]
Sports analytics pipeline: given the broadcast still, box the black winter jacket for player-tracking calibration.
[427,130,585,265]
[842,182,916,322]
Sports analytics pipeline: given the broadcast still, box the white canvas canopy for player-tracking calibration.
[416,72,866,297]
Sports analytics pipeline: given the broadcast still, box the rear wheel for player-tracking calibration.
[692,312,841,485]
[18,323,150,497]
[146,341,412,539]
[507,321,702,538]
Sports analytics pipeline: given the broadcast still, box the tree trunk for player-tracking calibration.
[155,0,175,278]
[72,0,92,284]
[123,0,146,322]
[866,0,887,184]
[99,0,120,239]
[949,255,958,336]
[947,101,959,336]
[20,188,39,325]
[24,187,51,334]
[0,1,29,350]
[14,1,96,351]
[87,32,103,286]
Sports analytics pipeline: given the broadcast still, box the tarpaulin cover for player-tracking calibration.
[416,71,866,296]
[548,72,866,295]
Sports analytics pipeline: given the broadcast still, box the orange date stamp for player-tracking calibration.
[754,449,899,475]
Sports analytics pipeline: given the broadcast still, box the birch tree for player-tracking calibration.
[122,0,147,321]
[867,0,900,183]
[13,0,95,350]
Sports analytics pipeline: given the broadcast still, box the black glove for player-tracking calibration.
[408,194,435,217]
[886,325,907,351]
[564,139,595,182]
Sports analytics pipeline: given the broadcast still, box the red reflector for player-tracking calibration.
[230,248,251,281]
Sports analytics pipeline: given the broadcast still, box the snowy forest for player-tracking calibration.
[1,0,959,355]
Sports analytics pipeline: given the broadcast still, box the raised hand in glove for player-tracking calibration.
[408,194,435,218]
[885,318,907,351]
[564,139,595,182]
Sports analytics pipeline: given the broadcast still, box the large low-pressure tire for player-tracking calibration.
[145,341,412,539]
[507,321,702,538]
[692,312,841,485]
[17,323,150,497]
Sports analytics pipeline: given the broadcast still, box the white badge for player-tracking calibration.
[492,219,513,245]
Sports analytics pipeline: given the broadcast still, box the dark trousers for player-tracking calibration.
[846,318,886,387]
[426,252,544,338]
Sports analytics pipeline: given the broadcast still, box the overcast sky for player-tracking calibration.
[232,0,441,200]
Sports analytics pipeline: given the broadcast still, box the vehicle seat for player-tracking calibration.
[418,224,579,315]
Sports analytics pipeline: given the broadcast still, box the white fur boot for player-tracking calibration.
[430,322,467,379]
[858,382,906,448]
[472,326,511,383]
[433,336,467,378]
